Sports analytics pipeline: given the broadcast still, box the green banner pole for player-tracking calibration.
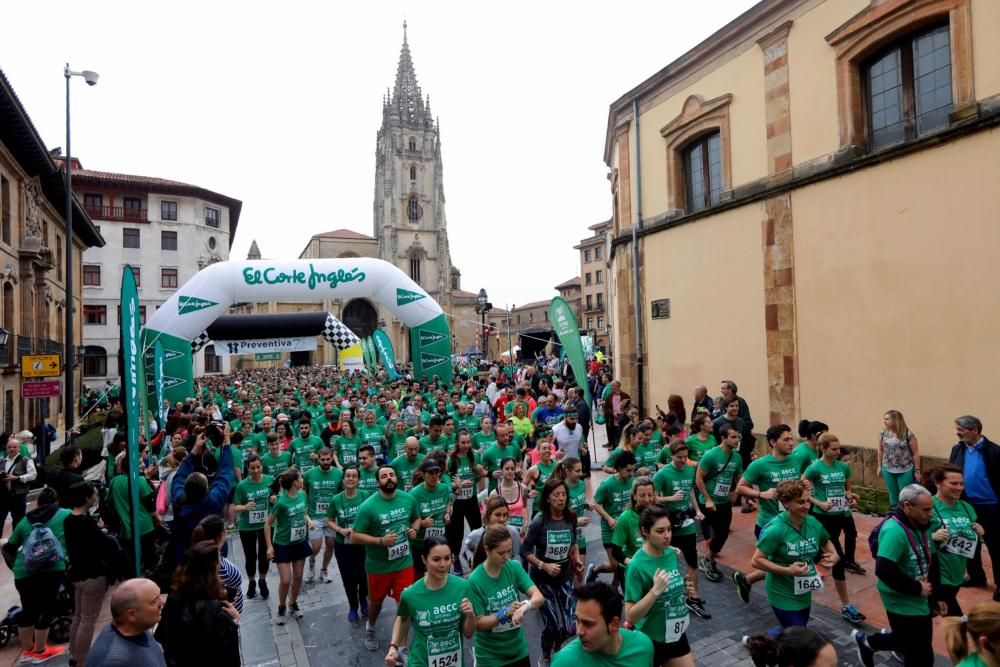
[547,296,593,407]
[373,329,399,380]
[120,266,143,577]
[154,341,166,435]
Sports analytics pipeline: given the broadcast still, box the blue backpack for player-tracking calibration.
[21,523,65,573]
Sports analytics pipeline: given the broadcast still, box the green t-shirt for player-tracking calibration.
[472,431,497,452]
[327,490,371,544]
[419,434,451,454]
[398,575,470,667]
[551,629,653,667]
[391,454,425,493]
[387,431,413,460]
[234,475,275,532]
[303,466,344,519]
[791,442,820,473]
[9,508,71,579]
[930,497,978,586]
[271,491,309,546]
[803,459,852,516]
[290,435,323,474]
[530,460,556,513]
[566,479,588,549]
[876,517,934,615]
[697,446,743,505]
[409,482,452,545]
[741,454,802,527]
[684,434,717,462]
[451,454,481,503]
[334,435,361,468]
[653,463,697,536]
[110,474,154,539]
[358,424,385,457]
[623,546,688,643]
[481,443,519,492]
[251,430,272,453]
[955,654,990,667]
[358,466,380,494]
[261,451,293,478]
[633,443,658,471]
[604,447,628,469]
[467,559,535,667]
[594,475,633,543]
[756,512,829,610]
[352,490,419,574]
[611,508,644,561]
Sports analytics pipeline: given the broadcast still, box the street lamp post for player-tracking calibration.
[476,288,491,360]
[64,64,99,442]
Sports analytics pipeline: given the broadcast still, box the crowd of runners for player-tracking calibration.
[4,359,1000,667]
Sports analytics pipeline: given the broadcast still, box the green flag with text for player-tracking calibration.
[120,266,144,576]
[372,330,399,380]
[548,297,592,407]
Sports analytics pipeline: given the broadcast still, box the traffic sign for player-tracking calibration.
[22,380,62,398]
[22,354,61,378]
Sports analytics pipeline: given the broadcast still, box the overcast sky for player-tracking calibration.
[3,0,757,307]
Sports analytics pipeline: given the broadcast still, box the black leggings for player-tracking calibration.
[333,542,367,611]
[703,502,733,555]
[672,532,698,569]
[239,530,269,577]
[867,612,934,667]
[813,513,850,581]
[446,497,482,560]
[14,572,63,629]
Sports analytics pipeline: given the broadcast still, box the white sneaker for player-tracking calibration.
[322,568,333,583]
[305,561,315,583]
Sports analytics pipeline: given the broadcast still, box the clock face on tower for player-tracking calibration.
[407,194,423,222]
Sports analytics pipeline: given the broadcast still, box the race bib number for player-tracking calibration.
[343,454,357,466]
[943,534,977,559]
[388,539,410,561]
[456,485,474,500]
[793,574,823,595]
[508,514,524,528]
[713,479,731,497]
[544,530,572,561]
[249,509,267,525]
[827,496,849,513]
[664,614,689,643]
[425,525,445,539]
[428,634,461,667]
[315,502,330,514]
[290,525,307,542]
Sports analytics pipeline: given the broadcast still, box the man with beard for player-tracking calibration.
[852,484,941,667]
[303,448,344,584]
[350,466,421,651]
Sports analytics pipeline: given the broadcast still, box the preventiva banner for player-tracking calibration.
[213,337,318,356]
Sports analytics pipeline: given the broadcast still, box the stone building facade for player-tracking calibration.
[575,220,611,353]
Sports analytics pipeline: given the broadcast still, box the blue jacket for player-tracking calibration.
[170,445,234,562]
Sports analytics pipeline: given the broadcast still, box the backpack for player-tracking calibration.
[867,516,891,559]
[868,512,929,573]
[22,523,65,573]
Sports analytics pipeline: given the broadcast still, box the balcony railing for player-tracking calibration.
[83,204,148,223]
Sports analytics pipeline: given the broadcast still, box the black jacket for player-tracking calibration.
[948,437,1000,503]
[52,467,85,508]
[154,596,240,667]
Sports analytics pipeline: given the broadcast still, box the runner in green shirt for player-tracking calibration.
[523,437,557,515]
[350,465,421,651]
[409,458,453,577]
[290,419,323,474]
[694,425,743,583]
[734,424,804,602]
[751,479,836,632]
[357,445,381,494]
[261,435,293,478]
[611,477,655,569]
[471,417,498,453]
[386,419,413,460]
[325,468,371,622]
[233,454,275,600]
[303,449,344,583]
[552,603,653,667]
[929,464,984,616]
[556,457,592,555]
[792,419,828,473]
[357,410,386,461]
[466,525,544,667]
[419,416,451,455]
[263,469,315,625]
[588,451,636,587]
[334,421,362,468]
[683,414,717,463]
[390,437,425,493]
[940,602,1000,667]
[384,536,476,667]
[481,424,520,494]
[623,505,695,665]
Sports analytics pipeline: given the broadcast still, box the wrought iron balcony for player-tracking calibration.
[83,204,148,223]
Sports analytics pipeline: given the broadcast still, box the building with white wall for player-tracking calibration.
[53,155,242,385]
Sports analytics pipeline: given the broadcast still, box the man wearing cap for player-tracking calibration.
[553,407,584,460]
[408,457,452,578]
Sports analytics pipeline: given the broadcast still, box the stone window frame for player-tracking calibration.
[826,0,975,151]
[659,93,733,215]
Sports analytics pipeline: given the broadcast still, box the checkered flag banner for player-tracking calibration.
[322,314,360,350]
[191,330,211,354]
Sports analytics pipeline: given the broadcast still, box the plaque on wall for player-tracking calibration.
[651,298,671,319]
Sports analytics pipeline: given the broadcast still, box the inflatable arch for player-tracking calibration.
[143,258,452,404]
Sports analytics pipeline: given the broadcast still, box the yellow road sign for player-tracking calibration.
[22,354,61,378]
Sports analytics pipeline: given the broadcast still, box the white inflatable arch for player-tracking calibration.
[143,258,452,403]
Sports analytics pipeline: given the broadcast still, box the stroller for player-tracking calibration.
[0,579,74,648]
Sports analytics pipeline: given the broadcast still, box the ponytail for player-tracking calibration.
[945,602,1000,664]
[553,457,580,481]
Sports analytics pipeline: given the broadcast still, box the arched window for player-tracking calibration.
[407,194,423,222]
[410,166,417,181]
[83,345,107,377]
[204,345,221,374]
[408,137,417,151]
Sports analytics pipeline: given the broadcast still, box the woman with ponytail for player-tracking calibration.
[944,601,1000,667]
[742,626,836,667]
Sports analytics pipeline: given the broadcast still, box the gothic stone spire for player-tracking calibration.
[390,21,427,127]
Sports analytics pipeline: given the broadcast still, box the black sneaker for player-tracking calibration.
[290,603,303,619]
[698,555,722,583]
[259,579,270,599]
[274,606,286,626]
[843,560,867,575]
[685,596,711,619]
[246,580,257,600]
[732,571,751,604]
[851,630,875,667]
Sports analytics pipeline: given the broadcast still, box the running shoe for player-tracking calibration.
[274,606,286,625]
[259,579,270,599]
[852,630,875,667]
[732,571,751,603]
[19,651,34,664]
[740,503,754,514]
[30,647,65,664]
[290,603,304,619]
[322,568,333,583]
[364,626,378,651]
[348,608,360,623]
[698,556,722,583]
[584,563,597,585]
[685,596,711,619]
[841,603,866,625]
[306,561,316,583]
[247,580,257,600]
[843,560,867,575]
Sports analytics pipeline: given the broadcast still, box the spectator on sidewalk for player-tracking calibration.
[0,436,36,530]
[53,445,85,509]
[86,578,166,667]
[170,430,235,564]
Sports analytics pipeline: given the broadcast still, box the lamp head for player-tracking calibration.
[81,71,99,86]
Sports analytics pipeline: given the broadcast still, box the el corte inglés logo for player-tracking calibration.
[178,295,219,315]
[396,288,426,306]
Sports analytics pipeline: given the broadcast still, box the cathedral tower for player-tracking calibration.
[373,22,454,300]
